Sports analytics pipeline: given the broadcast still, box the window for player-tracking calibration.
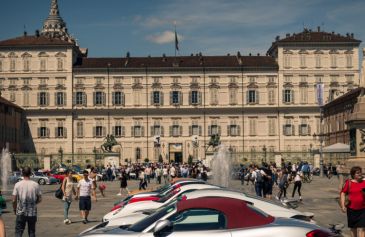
[23,58,30,71]
[114,126,123,137]
[249,118,256,136]
[76,121,84,138]
[153,91,162,105]
[23,91,29,106]
[300,87,307,104]
[55,92,66,106]
[133,126,143,137]
[283,119,294,136]
[133,89,141,106]
[210,88,218,105]
[10,92,16,102]
[283,53,291,68]
[299,124,310,136]
[152,125,162,136]
[169,209,226,231]
[56,125,66,138]
[208,124,220,136]
[191,125,201,136]
[268,89,275,104]
[315,54,321,68]
[112,91,124,106]
[10,59,16,71]
[172,125,180,137]
[95,126,103,137]
[190,91,200,105]
[40,59,46,71]
[228,124,240,136]
[268,117,276,136]
[330,54,337,68]
[57,58,63,71]
[283,89,293,103]
[75,92,86,106]
[346,54,353,68]
[38,121,49,138]
[229,88,237,105]
[171,91,181,105]
[94,91,105,105]
[247,90,258,104]
[38,92,48,106]
[300,54,306,68]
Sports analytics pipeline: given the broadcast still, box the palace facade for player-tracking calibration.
[0,0,362,163]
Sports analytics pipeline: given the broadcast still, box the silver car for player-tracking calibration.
[20,171,59,185]
[79,197,334,237]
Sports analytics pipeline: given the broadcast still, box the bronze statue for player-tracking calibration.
[206,133,221,151]
[101,134,119,152]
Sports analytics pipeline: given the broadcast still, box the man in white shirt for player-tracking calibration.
[76,170,96,224]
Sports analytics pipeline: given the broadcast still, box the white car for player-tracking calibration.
[103,183,220,221]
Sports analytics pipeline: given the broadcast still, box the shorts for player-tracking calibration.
[347,207,365,228]
[79,196,91,211]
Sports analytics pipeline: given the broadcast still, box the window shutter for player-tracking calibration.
[282,125,286,135]
[179,91,183,105]
[298,125,302,136]
[64,92,67,106]
[82,92,87,106]
[93,92,96,106]
[46,93,50,106]
[237,125,241,136]
[72,92,76,106]
[170,91,173,105]
[64,127,67,138]
[246,92,249,104]
[112,92,115,105]
[103,92,106,106]
[169,126,172,137]
[150,126,154,136]
[93,127,96,137]
[122,92,125,106]
[307,125,311,136]
[112,126,115,136]
[150,92,154,105]
[292,90,295,104]
[102,126,106,136]
[160,92,164,105]
[208,125,211,136]
[131,126,134,137]
[282,90,285,103]
[37,127,40,138]
[141,126,145,136]
[179,126,183,136]
[55,127,58,138]
[227,125,231,136]
[46,128,50,138]
[198,92,202,105]
[292,125,295,136]
[199,126,202,136]
[189,91,192,105]
[218,125,221,135]
[54,93,57,106]
[189,126,192,136]
[256,91,259,104]
[161,126,164,137]
[122,126,125,136]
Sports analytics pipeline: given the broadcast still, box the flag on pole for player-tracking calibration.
[175,30,179,51]
[316,83,324,106]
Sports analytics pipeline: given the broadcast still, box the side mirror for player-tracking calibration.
[153,219,173,237]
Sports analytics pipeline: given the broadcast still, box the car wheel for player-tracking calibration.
[38,179,46,185]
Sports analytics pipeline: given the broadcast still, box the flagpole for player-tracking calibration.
[174,21,177,58]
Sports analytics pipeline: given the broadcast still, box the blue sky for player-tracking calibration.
[0,0,364,57]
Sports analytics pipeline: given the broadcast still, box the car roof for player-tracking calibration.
[177,197,274,229]
[185,189,242,199]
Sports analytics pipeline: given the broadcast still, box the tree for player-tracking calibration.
[188,155,193,165]
[158,154,163,163]
[144,158,149,163]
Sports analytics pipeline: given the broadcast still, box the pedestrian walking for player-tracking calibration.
[138,170,147,190]
[162,166,169,184]
[291,171,303,201]
[61,170,76,224]
[117,170,129,196]
[340,166,365,237]
[277,169,289,200]
[155,166,162,184]
[12,167,42,237]
[76,170,96,224]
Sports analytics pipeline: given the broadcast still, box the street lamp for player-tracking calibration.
[58,147,63,165]
[93,146,97,167]
[262,145,267,163]
[313,133,325,177]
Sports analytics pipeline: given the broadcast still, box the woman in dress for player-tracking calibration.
[340,166,365,237]
[61,170,76,224]
[118,170,129,196]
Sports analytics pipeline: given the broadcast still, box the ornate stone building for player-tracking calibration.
[0,0,361,163]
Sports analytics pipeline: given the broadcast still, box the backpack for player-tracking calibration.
[0,195,6,209]
[256,170,263,183]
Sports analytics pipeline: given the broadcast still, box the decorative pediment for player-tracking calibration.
[8,85,18,90]
[113,84,123,90]
[8,52,17,58]
[345,49,353,54]
[38,84,48,90]
[55,52,67,57]
[299,82,308,87]
[152,82,162,89]
[21,52,32,58]
[190,82,200,89]
[55,84,66,90]
[283,82,293,88]
[94,84,105,90]
[298,49,308,54]
[38,52,49,57]
[329,49,338,54]
[314,50,323,54]
[21,85,32,91]
[132,83,143,89]
[283,49,293,54]
[208,83,220,89]
[330,81,340,87]
[228,83,239,89]
[247,82,258,89]
[266,82,277,88]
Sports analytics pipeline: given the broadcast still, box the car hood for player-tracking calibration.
[79,226,138,236]
[272,217,324,230]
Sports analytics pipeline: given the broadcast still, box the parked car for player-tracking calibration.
[103,183,220,221]
[19,172,59,185]
[51,170,83,183]
[8,171,22,184]
[80,197,333,237]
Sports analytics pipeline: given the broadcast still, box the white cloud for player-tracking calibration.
[147,31,182,44]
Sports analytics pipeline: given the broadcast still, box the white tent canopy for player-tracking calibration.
[322,143,350,153]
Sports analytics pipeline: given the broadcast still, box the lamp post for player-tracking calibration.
[58,147,63,165]
[313,133,325,177]
[262,145,267,163]
[93,146,97,167]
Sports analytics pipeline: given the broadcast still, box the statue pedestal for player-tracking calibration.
[104,156,119,167]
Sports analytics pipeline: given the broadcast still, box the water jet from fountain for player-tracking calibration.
[210,145,232,188]
[1,147,11,192]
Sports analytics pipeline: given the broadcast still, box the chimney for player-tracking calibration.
[126,51,130,58]
[286,33,290,37]
[249,53,252,56]
[227,53,230,56]
[35,30,40,37]
[351,33,354,38]
[317,26,320,32]
[162,53,167,62]
[257,53,260,56]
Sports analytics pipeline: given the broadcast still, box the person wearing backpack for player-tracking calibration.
[276,168,289,200]
[61,170,76,224]
[252,166,265,197]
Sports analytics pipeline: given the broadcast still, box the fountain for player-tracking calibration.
[210,145,232,188]
[1,147,11,191]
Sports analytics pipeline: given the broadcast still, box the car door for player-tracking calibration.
[161,208,231,237]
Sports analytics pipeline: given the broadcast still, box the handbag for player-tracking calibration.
[55,179,66,199]
[339,179,351,207]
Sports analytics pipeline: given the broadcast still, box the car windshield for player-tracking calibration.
[244,193,290,209]
[34,172,45,176]
[128,202,176,232]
